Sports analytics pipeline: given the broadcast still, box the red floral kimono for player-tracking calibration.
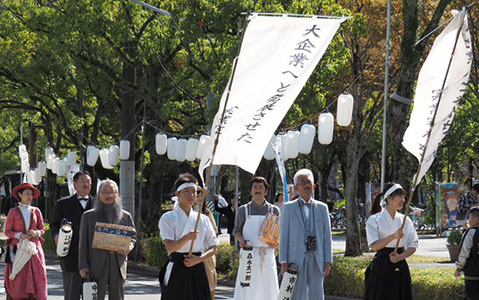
[4,206,47,300]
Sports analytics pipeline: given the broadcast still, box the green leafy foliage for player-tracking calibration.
[446,230,462,246]
[146,235,169,268]
[42,223,55,252]
[216,241,239,279]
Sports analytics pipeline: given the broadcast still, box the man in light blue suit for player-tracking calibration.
[279,169,333,300]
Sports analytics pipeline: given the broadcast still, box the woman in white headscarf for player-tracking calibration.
[364,182,418,300]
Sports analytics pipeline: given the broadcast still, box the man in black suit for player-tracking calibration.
[51,171,95,300]
[214,195,236,245]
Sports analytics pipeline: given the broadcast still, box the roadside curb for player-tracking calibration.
[47,250,358,299]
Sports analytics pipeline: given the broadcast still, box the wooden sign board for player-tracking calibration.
[92,222,135,253]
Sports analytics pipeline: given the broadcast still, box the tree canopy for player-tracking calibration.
[1,0,478,256]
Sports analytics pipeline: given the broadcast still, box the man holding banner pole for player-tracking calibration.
[280,169,332,300]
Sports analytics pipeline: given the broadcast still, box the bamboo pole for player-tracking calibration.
[188,13,251,256]
[394,15,465,253]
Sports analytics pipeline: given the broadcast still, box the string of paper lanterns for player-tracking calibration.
[263,93,354,161]
[21,93,354,181]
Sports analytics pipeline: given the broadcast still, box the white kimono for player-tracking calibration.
[366,210,419,249]
[158,205,219,286]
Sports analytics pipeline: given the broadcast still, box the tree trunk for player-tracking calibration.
[389,0,454,186]
[344,133,362,256]
[320,167,329,202]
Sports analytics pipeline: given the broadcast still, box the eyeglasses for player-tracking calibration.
[100,191,117,196]
[297,180,313,186]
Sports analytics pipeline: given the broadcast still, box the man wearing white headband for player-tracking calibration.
[158,173,219,300]
[365,182,418,300]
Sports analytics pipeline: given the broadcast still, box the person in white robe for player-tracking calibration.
[158,173,219,300]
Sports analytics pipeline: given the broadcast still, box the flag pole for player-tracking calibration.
[394,13,466,253]
[188,12,252,256]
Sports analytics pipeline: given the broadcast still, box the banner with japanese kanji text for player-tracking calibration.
[199,14,346,177]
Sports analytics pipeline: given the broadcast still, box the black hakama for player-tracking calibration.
[159,252,211,300]
[365,247,413,300]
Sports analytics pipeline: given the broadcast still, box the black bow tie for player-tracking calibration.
[79,198,88,201]
[303,202,312,209]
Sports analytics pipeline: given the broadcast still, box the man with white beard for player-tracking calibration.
[79,179,136,300]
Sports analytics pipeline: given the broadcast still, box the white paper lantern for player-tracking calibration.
[176,139,188,162]
[120,140,130,160]
[276,134,288,161]
[87,146,100,167]
[34,167,43,183]
[196,135,211,159]
[45,146,54,161]
[52,157,60,174]
[186,138,199,161]
[46,154,56,170]
[298,124,316,155]
[66,151,77,166]
[99,148,113,169]
[318,112,334,145]
[337,93,354,126]
[26,170,35,184]
[263,136,276,160]
[58,159,68,177]
[286,130,300,159]
[38,161,47,176]
[155,134,167,155]
[167,138,178,160]
[109,145,120,166]
[56,223,73,258]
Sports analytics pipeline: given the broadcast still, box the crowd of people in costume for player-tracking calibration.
[4,169,479,300]
[3,172,136,300]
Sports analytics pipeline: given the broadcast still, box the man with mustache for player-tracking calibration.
[51,171,95,300]
[79,179,136,300]
[233,176,280,300]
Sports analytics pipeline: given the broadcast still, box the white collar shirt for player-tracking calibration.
[76,194,88,209]
[158,205,219,253]
[299,197,313,219]
[366,209,419,249]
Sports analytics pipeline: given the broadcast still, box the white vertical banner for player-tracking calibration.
[272,137,289,203]
[402,9,472,187]
[200,14,346,178]
[67,164,81,196]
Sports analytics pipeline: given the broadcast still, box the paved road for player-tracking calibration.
[0,254,235,299]
[332,233,451,258]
